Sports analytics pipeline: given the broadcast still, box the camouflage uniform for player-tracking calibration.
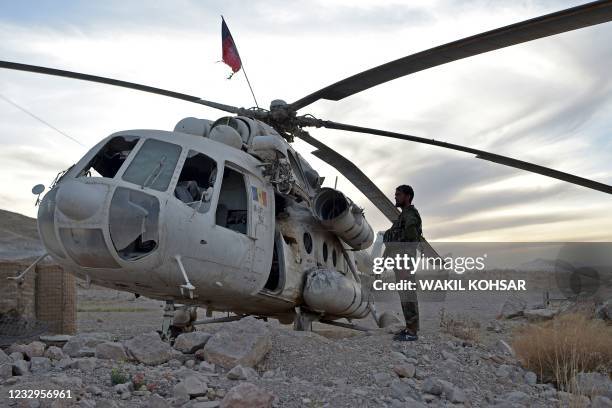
[382,205,422,331]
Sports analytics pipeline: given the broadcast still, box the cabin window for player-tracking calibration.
[174,150,217,213]
[216,166,248,234]
[77,136,139,178]
[122,139,181,191]
[303,232,313,254]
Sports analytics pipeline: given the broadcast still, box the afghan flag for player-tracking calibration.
[221,17,242,78]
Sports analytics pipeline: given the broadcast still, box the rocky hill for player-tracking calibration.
[0,209,43,261]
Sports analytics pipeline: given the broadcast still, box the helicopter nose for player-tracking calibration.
[56,179,108,221]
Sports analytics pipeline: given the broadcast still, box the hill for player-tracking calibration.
[0,209,43,261]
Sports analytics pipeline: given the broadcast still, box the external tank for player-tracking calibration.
[302,268,370,319]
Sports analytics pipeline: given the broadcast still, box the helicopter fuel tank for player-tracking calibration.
[313,188,374,250]
[302,268,370,319]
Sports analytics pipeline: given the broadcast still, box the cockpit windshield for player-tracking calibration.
[77,136,139,178]
[122,139,182,192]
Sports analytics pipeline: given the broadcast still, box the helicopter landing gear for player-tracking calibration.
[159,301,197,343]
[293,307,318,331]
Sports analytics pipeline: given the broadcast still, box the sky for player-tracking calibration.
[0,0,611,242]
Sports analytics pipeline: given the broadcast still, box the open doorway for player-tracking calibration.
[264,231,285,292]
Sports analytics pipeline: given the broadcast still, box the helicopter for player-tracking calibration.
[2,0,612,339]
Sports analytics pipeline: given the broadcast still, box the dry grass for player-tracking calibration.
[438,308,480,343]
[512,313,612,394]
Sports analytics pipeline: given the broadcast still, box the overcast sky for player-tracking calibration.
[1,0,611,241]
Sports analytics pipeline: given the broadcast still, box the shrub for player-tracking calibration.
[110,366,128,385]
[512,313,612,391]
[439,308,480,343]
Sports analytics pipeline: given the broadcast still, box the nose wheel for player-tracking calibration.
[159,300,197,343]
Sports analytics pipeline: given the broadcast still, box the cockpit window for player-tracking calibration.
[122,139,181,192]
[287,152,306,187]
[174,150,217,213]
[77,136,139,178]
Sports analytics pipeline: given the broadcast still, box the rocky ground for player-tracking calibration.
[1,283,611,408]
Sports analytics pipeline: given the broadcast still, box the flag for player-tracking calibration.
[221,17,242,78]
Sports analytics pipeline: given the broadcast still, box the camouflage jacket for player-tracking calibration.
[383,205,422,243]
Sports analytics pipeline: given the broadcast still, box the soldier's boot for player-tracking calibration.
[393,324,418,341]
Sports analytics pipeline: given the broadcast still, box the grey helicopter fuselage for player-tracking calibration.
[36,115,375,324]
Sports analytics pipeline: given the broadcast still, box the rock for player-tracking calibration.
[173,375,208,398]
[62,332,112,357]
[195,349,206,361]
[9,352,23,361]
[79,400,96,408]
[24,341,46,359]
[525,371,537,386]
[373,371,393,387]
[114,382,131,394]
[51,374,83,389]
[422,378,443,396]
[12,359,29,375]
[73,357,97,371]
[203,317,271,369]
[524,308,557,322]
[575,372,612,398]
[498,295,527,319]
[85,385,102,396]
[192,402,221,408]
[592,396,612,408]
[96,342,128,360]
[389,379,416,401]
[55,357,74,370]
[0,349,10,364]
[29,357,51,373]
[43,346,64,360]
[145,393,171,408]
[503,390,529,403]
[168,359,182,368]
[390,351,408,361]
[174,331,212,353]
[185,359,196,369]
[438,380,467,404]
[0,363,12,380]
[392,364,416,378]
[124,331,182,365]
[96,401,120,408]
[378,311,402,328]
[441,350,457,361]
[199,361,215,372]
[7,343,28,355]
[220,382,274,408]
[227,365,259,381]
[495,364,512,379]
[39,334,72,346]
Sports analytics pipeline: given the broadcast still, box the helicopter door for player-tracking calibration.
[247,174,275,288]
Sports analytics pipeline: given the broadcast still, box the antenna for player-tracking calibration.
[334,176,338,189]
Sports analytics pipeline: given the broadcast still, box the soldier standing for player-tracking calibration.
[383,185,422,341]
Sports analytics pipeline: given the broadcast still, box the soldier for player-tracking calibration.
[383,184,422,341]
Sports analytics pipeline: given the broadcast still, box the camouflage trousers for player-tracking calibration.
[383,242,420,331]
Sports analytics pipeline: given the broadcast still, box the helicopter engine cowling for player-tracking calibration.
[302,268,370,319]
[313,188,374,250]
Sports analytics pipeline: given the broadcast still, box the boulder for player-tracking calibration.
[73,357,97,371]
[498,295,526,319]
[524,308,557,322]
[203,317,271,369]
[24,341,46,359]
[124,332,181,365]
[220,382,274,408]
[422,377,443,396]
[29,357,51,373]
[378,311,402,328]
[0,349,10,364]
[62,332,112,357]
[592,396,612,408]
[392,364,416,378]
[12,359,29,375]
[95,342,128,360]
[174,331,212,353]
[596,299,611,321]
[173,375,208,398]
[146,393,171,408]
[227,365,259,381]
[9,352,23,362]
[44,346,65,361]
[0,363,12,380]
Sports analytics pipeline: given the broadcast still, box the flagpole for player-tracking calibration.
[241,64,259,109]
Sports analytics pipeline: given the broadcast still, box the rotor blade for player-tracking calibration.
[0,60,240,114]
[307,119,612,195]
[296,130,441,259]
[288,0,612,111]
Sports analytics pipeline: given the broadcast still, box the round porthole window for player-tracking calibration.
[303,232,313,254]
[332,249,337,267]
[322,242,328,262]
